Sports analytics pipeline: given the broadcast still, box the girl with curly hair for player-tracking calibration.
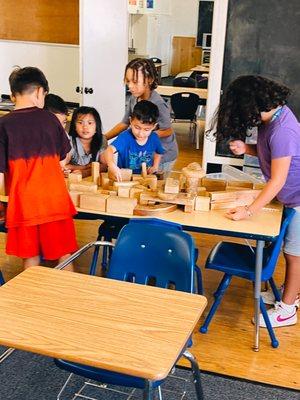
[105,58,178,173]
[211,75,300,328]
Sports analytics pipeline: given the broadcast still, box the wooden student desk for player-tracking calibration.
[190,65,210,73]
[0,267,206,394]
[76,205,283,352]
[156,85,208,100]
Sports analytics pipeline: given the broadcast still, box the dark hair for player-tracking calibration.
[69,106,103,162]
[9,66,49,95]
[125,58,158,90]
[44,93,68,115]
[131,100,159,124]
[208,75,291,142]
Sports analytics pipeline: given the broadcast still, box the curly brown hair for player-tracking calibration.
[208,75,291,142]
[124,58,158,90]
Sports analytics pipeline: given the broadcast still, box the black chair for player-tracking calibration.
[171,92,201,149]
[149,57,162,63]
[173,76,197,88]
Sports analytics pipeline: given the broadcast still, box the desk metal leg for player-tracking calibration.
[183,350,204,400]
[143,380,154,400]
[253,240,265,351]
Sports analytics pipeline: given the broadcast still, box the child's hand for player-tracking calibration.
[109,165,122,182]
[225,206,250,221]
[229,140,247,155]
[147,165,158,175]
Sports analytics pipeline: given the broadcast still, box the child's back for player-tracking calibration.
[0,106,75,228]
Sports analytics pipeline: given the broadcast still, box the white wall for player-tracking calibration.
[0,40,80,103]
[130,0,200,76]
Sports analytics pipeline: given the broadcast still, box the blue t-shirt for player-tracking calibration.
[111,129,165,173]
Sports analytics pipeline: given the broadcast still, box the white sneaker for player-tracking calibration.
[261,286,300,308]
[259,302,297,328]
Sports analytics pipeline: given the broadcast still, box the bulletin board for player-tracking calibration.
[0,0,79,45]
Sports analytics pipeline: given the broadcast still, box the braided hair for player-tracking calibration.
[124,58,158,90]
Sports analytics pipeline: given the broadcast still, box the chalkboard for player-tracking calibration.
[196,1,214,47]
[217,0,300,157]
[222,0,300,116]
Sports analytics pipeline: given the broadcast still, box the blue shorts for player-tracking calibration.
[283,207,300,256]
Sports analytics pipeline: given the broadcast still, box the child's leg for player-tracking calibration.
[282,253,300,305]
[58,254,74,272]
[23,256,41,270]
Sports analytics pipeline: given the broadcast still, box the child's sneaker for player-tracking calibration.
[261,286,300,308]
[259,301,297,328]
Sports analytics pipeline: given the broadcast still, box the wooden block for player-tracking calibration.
[113,181,139,188]
[140,191,195,207]
[201,178,227,192]
[98,189,117,196]
[91,162,100,184]
[69,181,98,193]
[184,204,194,213]
[253,182,266,190]
[164,177,180,194]
[134,203,177,216]
[68,172,82,184]
[69,191,83,207]
[226,180,254,189]
[210,201,238,210]
[129,187,144,200]
[158,191,177,201]
[106,196,137,215]
[80,193,109,211]
[195,196,210,211]
[101,173,110,189]
[210,189,261,202]
[144,175,157,190]
[157,180,165,190]
[132,174,144,183]
[197,186,207,195]
[117,186,130,198]
[141,162,147,178]
[120,168,132,181]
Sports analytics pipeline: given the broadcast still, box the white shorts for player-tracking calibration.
[283,206,300,256]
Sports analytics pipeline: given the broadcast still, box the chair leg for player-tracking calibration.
[200,274,232,333]
[182,350,204,400]
[194,266,203,295]
[89,245,100,276]
[260,297,279,348]
[269,278,281,302]
[143,380,154,400]
[57,372,74,400]
[0,348,15,364]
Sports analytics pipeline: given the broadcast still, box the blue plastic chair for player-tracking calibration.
[0,271,4,286]
[54,218,204,400]
[200,208,295,348]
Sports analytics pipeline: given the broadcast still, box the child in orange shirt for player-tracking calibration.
[0,67,78,270]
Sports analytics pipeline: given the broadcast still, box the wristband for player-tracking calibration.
[244,205,253,217]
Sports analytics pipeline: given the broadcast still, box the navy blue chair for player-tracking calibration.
[0,270,4,286]
[54,218,204,400]
[200,208,295,348]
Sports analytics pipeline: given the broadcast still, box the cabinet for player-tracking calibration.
[80,0,128,131]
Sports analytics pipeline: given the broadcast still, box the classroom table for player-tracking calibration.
[156,85,208,100]
[0,192,283,350]
[0,266,207,399]
[190,65,210,73]
[75,205,283,352]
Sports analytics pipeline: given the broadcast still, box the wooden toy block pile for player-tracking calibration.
[67,161,264,215]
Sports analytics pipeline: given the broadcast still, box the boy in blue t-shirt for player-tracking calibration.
[105,100,165,181]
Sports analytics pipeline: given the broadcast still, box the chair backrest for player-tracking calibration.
[263,207,296,279]
[149,57,162,63]
[196,77,208,89]
[171,92,199,120]
[107,218,195,293]
[173,76,196,88]
[0,271,5,286]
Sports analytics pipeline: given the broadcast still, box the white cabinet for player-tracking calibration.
[80,0,128,131]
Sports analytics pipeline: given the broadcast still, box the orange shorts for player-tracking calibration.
[6,218,78,260]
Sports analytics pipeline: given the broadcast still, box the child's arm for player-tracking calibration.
[105,122,129,140]
[147,153,162,174]
[99,152,108,172]
[104,145,122,181]
[229,140,257,156]
[226,156,291,220]
[156,127,173,138]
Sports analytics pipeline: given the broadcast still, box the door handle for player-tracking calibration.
[84,87,94,94]
[76,86,83,94]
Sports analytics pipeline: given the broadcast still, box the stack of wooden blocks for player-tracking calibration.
[67,162,264,216]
